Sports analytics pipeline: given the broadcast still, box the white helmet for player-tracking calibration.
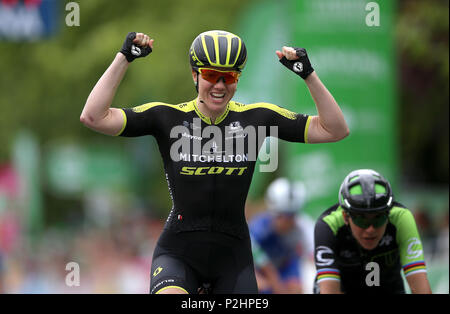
[265,177,307,215]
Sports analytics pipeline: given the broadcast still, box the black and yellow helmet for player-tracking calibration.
[189,30,247,72]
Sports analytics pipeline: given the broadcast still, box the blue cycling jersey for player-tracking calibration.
[250,212,303,279]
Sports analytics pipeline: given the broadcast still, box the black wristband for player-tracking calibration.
[119,32,152,62]
[279,47,314,79]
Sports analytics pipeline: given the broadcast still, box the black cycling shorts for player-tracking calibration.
[149,229,258,294]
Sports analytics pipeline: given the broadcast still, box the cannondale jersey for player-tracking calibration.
[314,203,427,293]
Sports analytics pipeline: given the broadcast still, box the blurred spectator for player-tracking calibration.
[413,205,438,258]
[249,178,314,294]
[435,211,449,261]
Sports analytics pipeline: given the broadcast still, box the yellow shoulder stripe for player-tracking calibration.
[304,116,311,144]
[114,109,128,136]
[229,102,298,120]
[130,101,196,113]
[115,101,195,136]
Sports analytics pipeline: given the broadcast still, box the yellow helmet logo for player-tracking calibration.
[153,266,163,277]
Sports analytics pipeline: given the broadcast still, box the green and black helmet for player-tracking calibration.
[189,30,247,72]
[339,169,394,214]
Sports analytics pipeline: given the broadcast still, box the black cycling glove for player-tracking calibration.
[279,47,314,79]
[120,32,152,62]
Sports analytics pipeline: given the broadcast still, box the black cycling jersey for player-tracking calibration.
[118,99,310,239]
[314,203,427,294]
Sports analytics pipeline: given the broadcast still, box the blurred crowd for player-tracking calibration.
[0,206,164,293]
[0,200,448,294]
[412,205,449,264]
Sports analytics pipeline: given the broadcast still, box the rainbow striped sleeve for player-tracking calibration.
[316,268,341,283]
[389,207,428,278]
[403,261,427,277]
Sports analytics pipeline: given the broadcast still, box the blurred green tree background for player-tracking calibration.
[0,0,448,212]
[397,0,449,184]
[0,0,253,157]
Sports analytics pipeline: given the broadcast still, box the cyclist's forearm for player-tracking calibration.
[81,53,129,125]
[305,72,349,141]
[318,280,343,294]
[406,272,432,294]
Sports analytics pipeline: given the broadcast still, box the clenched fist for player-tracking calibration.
[276,46,314,80]
[120,32,154,62]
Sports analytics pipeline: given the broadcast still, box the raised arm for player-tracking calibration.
[276,46,349,144]
[80,32,153,136]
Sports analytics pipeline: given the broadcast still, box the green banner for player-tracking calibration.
[237,0,397,218]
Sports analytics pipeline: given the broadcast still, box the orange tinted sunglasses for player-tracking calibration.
[198,68,241,84]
